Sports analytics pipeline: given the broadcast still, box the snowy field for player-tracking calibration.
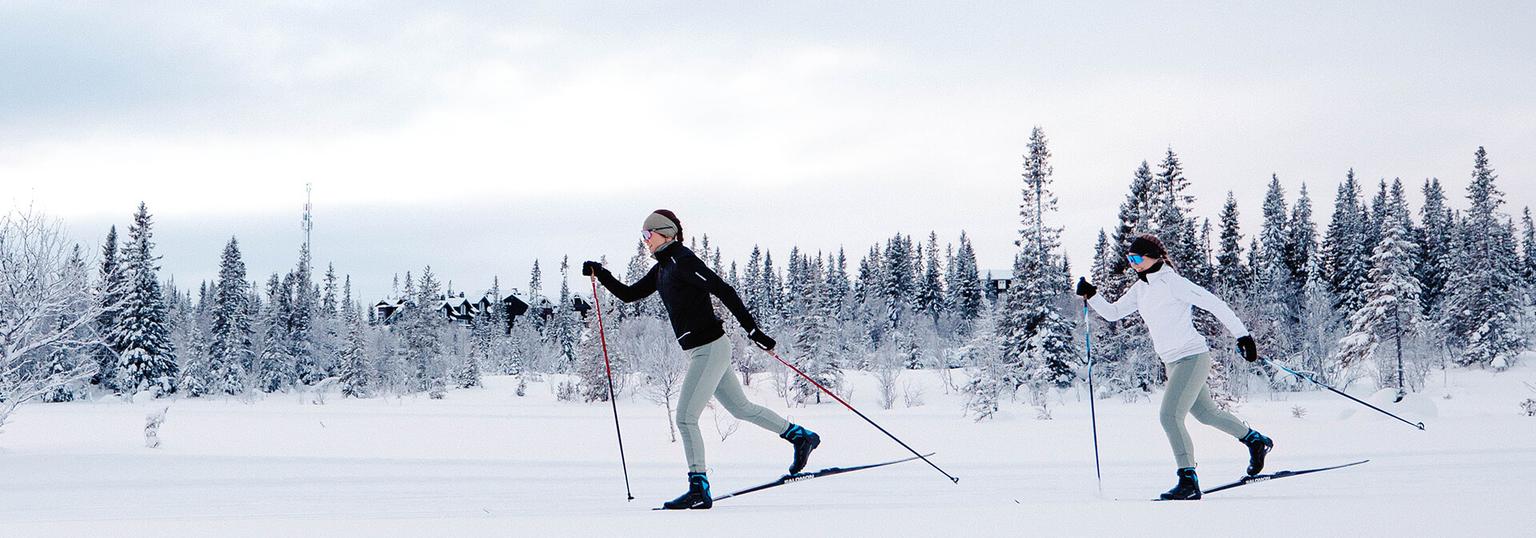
[2,363,1533,537]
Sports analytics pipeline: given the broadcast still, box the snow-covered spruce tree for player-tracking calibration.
[1440,147,1526,368]
[1152,148,1201,268]
[209,238,254,395]
[456,313,487,389]
[1288,184,1318,294]
[93,225,125,391]
[1,211,106,429]
[256,273,294,392]
[1323,170,1371,314]
[177,305,212,398]
[1418,178,1456,322]
[409,266,447,392]
[527,259,544,335]
[882,234,915,329]
[625,240,661,320]
[951,232,985,332]
[1251,176,1298,364]
[553,256,579,373]
[338,305,371,398]
[792,255,843,404]
[992,126,1076,395]
[108,203,178,396]
[288,244,320,386]
[1333,179,1422,389]
[915,231,946,328]
[1214,192,1249,298]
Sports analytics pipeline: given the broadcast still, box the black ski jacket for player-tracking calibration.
[594,241,758,350]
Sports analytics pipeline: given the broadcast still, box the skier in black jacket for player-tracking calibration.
[583,209,820,510]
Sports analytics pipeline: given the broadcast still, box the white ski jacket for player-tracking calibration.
[1087,265,1249,364]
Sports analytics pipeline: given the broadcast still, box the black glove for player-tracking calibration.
[581,261,603,277]
[1236,335,1258,362]
[747,327,776,351]
[1075,277,1097,300]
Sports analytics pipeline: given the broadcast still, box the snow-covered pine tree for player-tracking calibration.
[256,273,294,393]
[792,255,841,403]
[1418,178,1455,322]
[208,238,253,395]
[1252,176,1298,362]
[94,226,125,391]
[951,232,985,330]
[995,126,1076,391]
[1214,191,1249,298]
[413,266,447,392]
[108,203,178,396]
[1440,147,1526,368]
[1288,184,1318,289]
[288,245,320,385]
[1334,178,1423,388]
[915,231,946,328]
[528,259,544,334]
[1323,170,1371,314]
[1152,148,1201,267]
[338,303,370,398]
[882,234,914,328]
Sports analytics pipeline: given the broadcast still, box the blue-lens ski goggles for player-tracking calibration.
[1126,253,1146,265]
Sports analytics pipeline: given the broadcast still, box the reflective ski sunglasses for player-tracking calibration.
[1126,253,1146,265]
[642,229,656,242]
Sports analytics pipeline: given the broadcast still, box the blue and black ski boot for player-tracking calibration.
[661,472,712,510]
[1159,467,1202,501]
[781,423,821,475]
[1240,429,1274,476]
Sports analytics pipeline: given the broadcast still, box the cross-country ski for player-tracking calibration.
[652,453,937,509]
[1197,460,1370,497]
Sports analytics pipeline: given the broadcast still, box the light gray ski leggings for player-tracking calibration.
[1161,352,1251,468]
[677,336,791,473]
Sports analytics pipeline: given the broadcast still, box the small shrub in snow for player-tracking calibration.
[903,381,925,408]
[1521,399,1536,417]
[555,380,578,402]
[145,407,169,448]
[1291,406,1308,419]
[515,377,527,397]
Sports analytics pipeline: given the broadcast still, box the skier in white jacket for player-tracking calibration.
[1076,234,1274,501]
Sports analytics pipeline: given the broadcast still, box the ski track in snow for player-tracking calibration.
[2,364,1533,537]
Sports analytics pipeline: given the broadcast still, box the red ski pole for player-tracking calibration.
[591,276,634,500]
[762,348,959,484]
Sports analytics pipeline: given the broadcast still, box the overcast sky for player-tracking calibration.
[3,1,1532,305]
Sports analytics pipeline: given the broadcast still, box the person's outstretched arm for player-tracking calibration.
[1082,279,1140,322]
[585,261,658,303]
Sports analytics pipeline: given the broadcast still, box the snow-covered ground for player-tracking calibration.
[2,363,1533,537]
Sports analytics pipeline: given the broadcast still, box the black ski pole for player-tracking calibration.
[1265,358,1426,431]
[590,276,635,500]
[1082,303,1102,494]
[763,348,959,484]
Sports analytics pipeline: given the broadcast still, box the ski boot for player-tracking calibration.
[1240,429,1274,476]
[781,423,821,475]
[660,472,712,510]
[1159,467,1202,501]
